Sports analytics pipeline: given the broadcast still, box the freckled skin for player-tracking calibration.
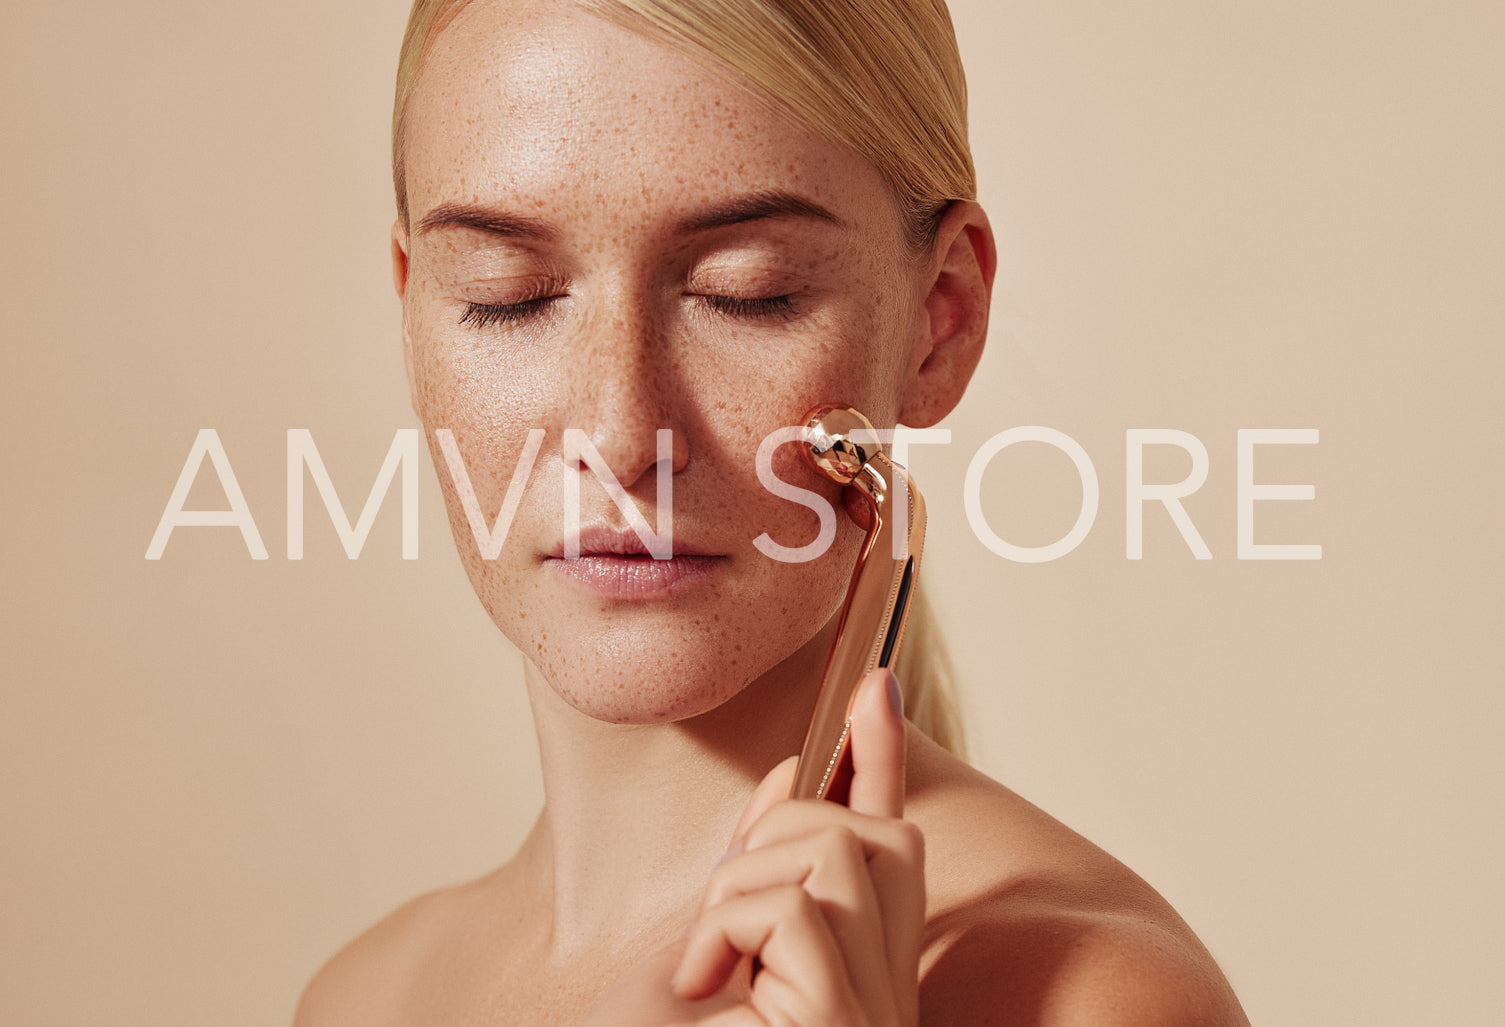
[296,3,1249,1025]
[399,0,927,723]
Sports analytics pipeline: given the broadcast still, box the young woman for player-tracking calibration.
[298,1,1249,1023]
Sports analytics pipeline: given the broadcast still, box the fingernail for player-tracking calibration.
[884,669,904,719]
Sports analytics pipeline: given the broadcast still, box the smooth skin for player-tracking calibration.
[577,670,924,1027]
[296,2,1249,1024]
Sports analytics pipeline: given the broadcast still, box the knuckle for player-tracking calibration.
[774,882,816,919]
[819,824,864,864]
[892,819,924,862]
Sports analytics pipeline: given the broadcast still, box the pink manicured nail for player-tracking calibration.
[884,668,903,719]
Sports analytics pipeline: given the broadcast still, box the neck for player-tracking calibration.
[516,624,833,953]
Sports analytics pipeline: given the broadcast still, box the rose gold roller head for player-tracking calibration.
[790,405,927,802]
[803,405,882,486]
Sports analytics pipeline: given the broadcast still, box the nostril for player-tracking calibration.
[665,427,690,474]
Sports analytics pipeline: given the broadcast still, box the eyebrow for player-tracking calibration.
[413,189,841,240]
[415,203,557,240]
[678,190,843,233]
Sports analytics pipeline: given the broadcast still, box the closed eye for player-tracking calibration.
[699,294,796,321]
[459,296,558,329]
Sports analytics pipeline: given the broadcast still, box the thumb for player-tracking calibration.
[847,668,907,819]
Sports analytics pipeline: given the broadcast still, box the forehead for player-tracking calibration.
[402,0,896,232]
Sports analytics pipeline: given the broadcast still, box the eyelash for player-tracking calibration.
[457,293,797,329]
[700,294,796,321]
[459,296,556,329]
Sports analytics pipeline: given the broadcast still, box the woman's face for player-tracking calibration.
[396,0,937,724]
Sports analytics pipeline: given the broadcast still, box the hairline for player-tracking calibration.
[393,0,947,260]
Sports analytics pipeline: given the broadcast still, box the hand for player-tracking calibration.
[582,669,924,1026]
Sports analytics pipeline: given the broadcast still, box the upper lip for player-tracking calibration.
[547,524,716,559]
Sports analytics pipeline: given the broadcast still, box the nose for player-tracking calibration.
[561,296,690,490]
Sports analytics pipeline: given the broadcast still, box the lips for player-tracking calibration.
[545,525,723,598]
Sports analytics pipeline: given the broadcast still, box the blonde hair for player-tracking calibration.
[393,0,972,757]
[891,583,967,757]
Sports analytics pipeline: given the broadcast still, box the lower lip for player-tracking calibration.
[546,554,723,598]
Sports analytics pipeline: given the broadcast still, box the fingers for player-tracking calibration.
[840,669,924,1024]
[847,669,907,819]
[675,884,870,1027]
[742,803,926,1026]
[673,670,922,1026]
[679,802,925,1024]
[687,824,900,1012]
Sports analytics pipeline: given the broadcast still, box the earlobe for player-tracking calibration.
[897,201,997,428]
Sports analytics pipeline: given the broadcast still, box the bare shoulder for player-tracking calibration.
[292,880,478,1027]
[905,730,1249,1026]
[919,897,1249,1026]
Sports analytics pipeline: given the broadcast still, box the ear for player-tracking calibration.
[897,201,996,428]
[391,219,420,417]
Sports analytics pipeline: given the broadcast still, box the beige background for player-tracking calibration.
[3,1,1501,1024]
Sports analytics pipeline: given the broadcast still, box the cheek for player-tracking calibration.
[700,326,910,464]
[407,308,559,620]
[408,286,557,485]
[398,273,912,723]
[764,298,915,432]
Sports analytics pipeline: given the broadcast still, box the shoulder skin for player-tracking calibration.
[293,884,468,1027]
[906,729,1250,1026]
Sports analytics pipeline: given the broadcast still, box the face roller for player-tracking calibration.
[790,405,927,802]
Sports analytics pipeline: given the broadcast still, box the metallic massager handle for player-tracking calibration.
[790,405,926,802]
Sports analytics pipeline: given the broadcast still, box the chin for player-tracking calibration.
[536,649,754,725]
[519,602,835,728]
[513,614,760,724]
